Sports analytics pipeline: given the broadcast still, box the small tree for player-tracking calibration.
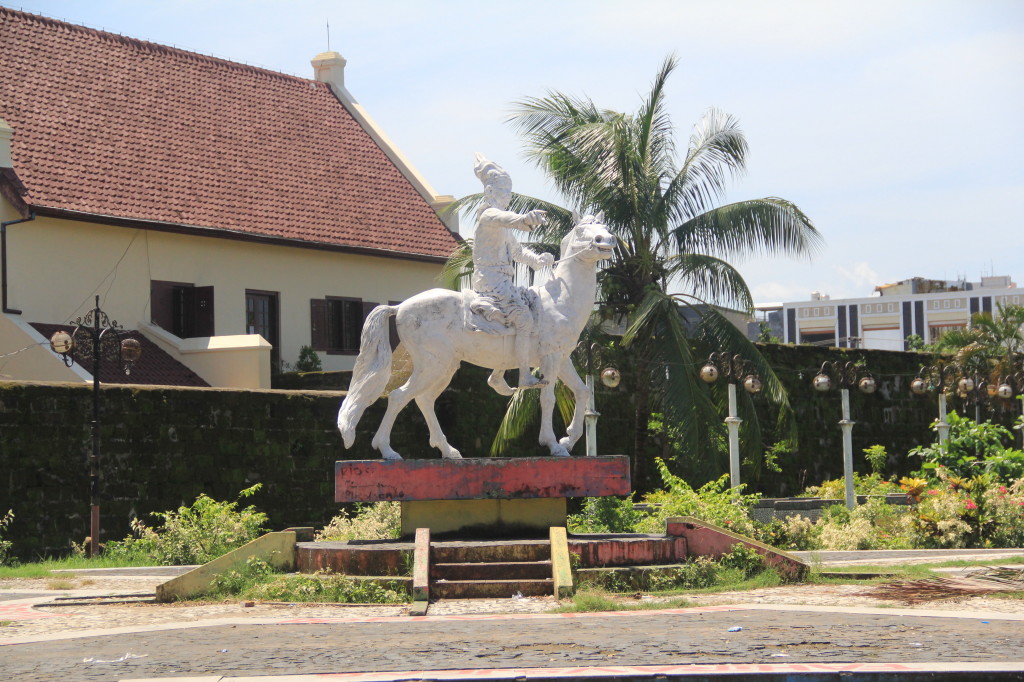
[294,345,323,373]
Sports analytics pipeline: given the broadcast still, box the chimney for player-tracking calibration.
[311,51,347,92]
[0,119,13,168]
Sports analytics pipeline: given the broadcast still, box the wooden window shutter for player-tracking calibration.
[310,299,328,350]
[193,286,215,337]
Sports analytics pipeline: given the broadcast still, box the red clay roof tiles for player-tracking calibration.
[0,8,458,260]
[30,323,210,387]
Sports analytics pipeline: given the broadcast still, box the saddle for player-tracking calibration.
[462,289,537,335]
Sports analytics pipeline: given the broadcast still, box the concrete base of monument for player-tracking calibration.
[401,498,566,537]
[336,455,630,538]
[294,517,809,594]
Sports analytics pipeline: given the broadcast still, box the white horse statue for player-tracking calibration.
[337,212,615,459]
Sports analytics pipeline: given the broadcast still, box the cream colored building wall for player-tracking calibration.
[2,202,446,376]
[140,322,272,389]
[0,312,90,382]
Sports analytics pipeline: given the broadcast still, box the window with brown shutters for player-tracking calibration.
[151,281,215,338]
[310,297,377,354]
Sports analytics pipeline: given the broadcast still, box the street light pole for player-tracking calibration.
[50,296,141,557]
[583,342,620,458]
[812,361,876,510]
[700,352,762,491]
[911,361,963,446]
[725,381,741,489]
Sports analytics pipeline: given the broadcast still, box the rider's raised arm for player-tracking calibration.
[508,237,554,271]
[479,207,546,233]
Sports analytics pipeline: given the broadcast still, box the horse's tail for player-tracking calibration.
[337,304,398,448]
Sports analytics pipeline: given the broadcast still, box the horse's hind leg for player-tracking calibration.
[371,363,443,460]
[414,361,462,459]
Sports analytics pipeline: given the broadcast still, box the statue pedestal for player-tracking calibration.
[335,456,630,536]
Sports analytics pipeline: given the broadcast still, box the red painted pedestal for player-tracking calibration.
[335,456,630,536]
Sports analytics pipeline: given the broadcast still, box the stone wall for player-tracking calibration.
[2,345,1014,557]
[0,365,540,558]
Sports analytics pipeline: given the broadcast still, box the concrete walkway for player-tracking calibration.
[1,550,1023,681]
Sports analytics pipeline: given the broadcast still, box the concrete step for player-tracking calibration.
[432,578,554,599]
[433,560,553,581]
[431,539,550,564]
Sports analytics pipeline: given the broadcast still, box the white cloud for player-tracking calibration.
[836,262,881,291]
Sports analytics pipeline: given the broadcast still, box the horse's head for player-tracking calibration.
[559,211,616,263]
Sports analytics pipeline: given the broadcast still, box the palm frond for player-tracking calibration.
[489,379,577,455]
[662,108,748,224]
[490,387,538,456]
[665,253,755,312]
[672,198,823,260]
[440,239,474,290]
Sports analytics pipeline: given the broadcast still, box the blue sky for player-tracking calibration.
[9,0,1023,303]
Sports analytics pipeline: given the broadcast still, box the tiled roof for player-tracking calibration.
[0,8,458,260]
[30,323,210,388]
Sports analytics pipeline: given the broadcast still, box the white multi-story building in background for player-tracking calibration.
[756,275,1020,351]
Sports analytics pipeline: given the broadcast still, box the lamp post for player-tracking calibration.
[50,295,141,557]
[955,370,988,426]
[993,357,1024,447]
[584,343,621,457]
[910,361,961,445]
[699,352,762,490]
[812,361,876,510]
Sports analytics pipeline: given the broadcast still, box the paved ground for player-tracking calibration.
[1,550,1023,681]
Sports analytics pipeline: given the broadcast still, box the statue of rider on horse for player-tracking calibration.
[337,155,616,459]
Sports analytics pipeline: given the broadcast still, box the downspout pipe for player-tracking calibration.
[2,212,35,314]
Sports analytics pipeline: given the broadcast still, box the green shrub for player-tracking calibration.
[910,412,1024,482]
[864,445,888,475]
[719,543,767,579]
[637,459,759,536]
[316,502,400,541]
[248,572,408,603]
[294,345,323,373]
[568,496,643,534]
[579,544,775,593]
[105,484,267,565]
[0,510,13,566]
[803,473,897,499]
[205,556,408,603]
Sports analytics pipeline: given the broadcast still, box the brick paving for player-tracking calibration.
[2,551,1024,680]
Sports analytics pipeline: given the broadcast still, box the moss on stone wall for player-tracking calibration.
[2,345,1016,557]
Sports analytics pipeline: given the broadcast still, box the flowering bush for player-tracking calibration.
[982,479,1024,547]
[804,473,898,499]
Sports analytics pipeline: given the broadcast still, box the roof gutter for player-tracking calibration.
[32,206,452,265]
[2,212,35,314]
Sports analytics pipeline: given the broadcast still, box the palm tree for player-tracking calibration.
[451,56,822,489]
[934,303,1024,379]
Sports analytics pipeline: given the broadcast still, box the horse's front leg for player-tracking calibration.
[557,358,589,453]
[538,354,570,457]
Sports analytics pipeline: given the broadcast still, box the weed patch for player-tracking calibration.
[317,502,400,541]
[550,589,694,613]
[198,557,409,604]
[45,579,76,590]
